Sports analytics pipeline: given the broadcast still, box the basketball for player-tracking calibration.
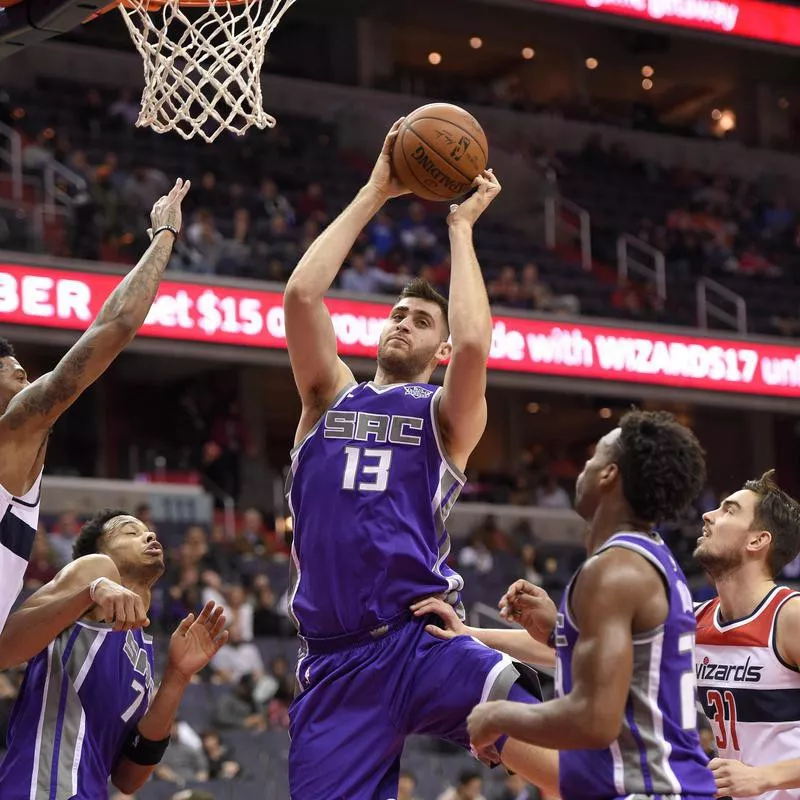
[392,103,489,202]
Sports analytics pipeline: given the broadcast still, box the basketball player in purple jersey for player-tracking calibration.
[0,509,228,798]
[0,178,190,635]
[283,120,558,799]
[466,411,717,799]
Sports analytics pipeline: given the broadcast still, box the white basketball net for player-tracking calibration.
[118,0,296,143]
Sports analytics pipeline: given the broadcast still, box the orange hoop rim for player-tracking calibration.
[86,0,250,20]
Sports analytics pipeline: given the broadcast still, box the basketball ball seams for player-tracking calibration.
[418,115,489,165]
[404,121,476,185]
[398,128,454,200]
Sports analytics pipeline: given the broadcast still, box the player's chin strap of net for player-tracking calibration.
[119,0,296,143]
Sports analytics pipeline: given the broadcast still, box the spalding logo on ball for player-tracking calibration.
[392,103,489,202]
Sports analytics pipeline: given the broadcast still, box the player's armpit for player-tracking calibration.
[0,554,121,668]
[774,595,800,668]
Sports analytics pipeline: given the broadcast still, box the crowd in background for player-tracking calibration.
[3,83,798,338]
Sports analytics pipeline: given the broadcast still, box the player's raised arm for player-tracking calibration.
[0,554,148,668]
[112,602,228,794]
[710,595,800,796]
[284,120,409,434]
[467,548,652,751]
[0,179,189,439]
[436,171,500,469]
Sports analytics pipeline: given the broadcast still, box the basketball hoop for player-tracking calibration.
[114,0,296,143]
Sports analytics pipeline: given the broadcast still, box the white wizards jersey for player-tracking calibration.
[696,586,800,800]
[0,471,42,632]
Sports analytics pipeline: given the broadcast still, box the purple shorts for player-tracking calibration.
[288,614,541,800]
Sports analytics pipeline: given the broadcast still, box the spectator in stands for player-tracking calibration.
[340,250,404,294]
[234,507,268,556]
[183,209,224,274]
[252,579,286,637]
[368,211,398,258]
[82,88,105,141]
[154,720,209,787]
[201,728,242,780]
[399,202,439,258]
[125,165,170,218]
[47,509,82,567]
[108,89,140,128]
[212,673,267,732]
[210,627,265,684]
[488,266,522,308]
[23,528,59,590]
[299,218,322,255]
[519,543,543,587]
[255,214,299,277]
[296,181,327,222]
[192,171,219,211]
[494,774,537,800]
[535,475,572,510]
[436,770,486,800]
[398,770,422,800]
[218,208,256,277]
[225,583,254,641]
[254,178,295,224]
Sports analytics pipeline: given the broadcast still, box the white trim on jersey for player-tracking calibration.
[479,651,514,704]
[645,628,682,794]
[429,387,466,485]
[29,641,54,800]
[609,739,625,794]
[69,629,106,797]
[712,585,781,632]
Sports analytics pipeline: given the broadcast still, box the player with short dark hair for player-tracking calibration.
[694,470,800,798]
[0,509,227,798]
[283,122,558,799]
[0,178,190,634]
[466,410,716,799]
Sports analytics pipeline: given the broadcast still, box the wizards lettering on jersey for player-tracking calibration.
[123,630,155,696]
[323,411,425,446]
[696,655,764,683]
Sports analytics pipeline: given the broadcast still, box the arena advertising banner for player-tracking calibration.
[531,0,800,49]
[0,263,798,397]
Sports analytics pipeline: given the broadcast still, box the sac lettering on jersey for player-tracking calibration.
[323,410,425,446]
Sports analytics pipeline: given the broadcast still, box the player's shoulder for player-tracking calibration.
[580,545,661,597]
[775,589,800,627]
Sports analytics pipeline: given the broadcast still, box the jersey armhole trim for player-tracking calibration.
[430,388,467,486]
[596,540,671,611]
[770,591,800,674]
[289,381,359,458]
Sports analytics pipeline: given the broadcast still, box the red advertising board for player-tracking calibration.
[0,263,798,397]
[532,0,800,48]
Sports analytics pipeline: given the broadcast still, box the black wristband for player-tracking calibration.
[121,728,170,766]
[151,225,179,240]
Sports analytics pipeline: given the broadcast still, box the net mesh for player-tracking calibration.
[119,0,296,143]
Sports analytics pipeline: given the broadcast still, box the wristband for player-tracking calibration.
[151,225,179,240]
[89,577,110,603]
[546,627,556,649]
[121,728,171,766]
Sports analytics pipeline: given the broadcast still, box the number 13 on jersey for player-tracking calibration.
[342,447,393,492]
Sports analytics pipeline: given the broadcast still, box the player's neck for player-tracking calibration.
[372,366,430,386]
[585,502,651,555]
[714,569,775,623]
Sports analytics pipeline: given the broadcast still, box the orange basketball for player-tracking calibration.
[392,103,489,202]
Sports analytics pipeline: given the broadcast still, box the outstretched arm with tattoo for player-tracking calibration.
[0,179,190,449]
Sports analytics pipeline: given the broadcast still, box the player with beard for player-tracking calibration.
[694,471,800,800]
[0,509,228,798]
[282,121,558,800]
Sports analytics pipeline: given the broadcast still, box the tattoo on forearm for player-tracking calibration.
[6,236,173,429]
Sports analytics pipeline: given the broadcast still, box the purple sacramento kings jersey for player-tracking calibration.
[0,621,155,800]
[555,532,715,800]
[286,381,465,639]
